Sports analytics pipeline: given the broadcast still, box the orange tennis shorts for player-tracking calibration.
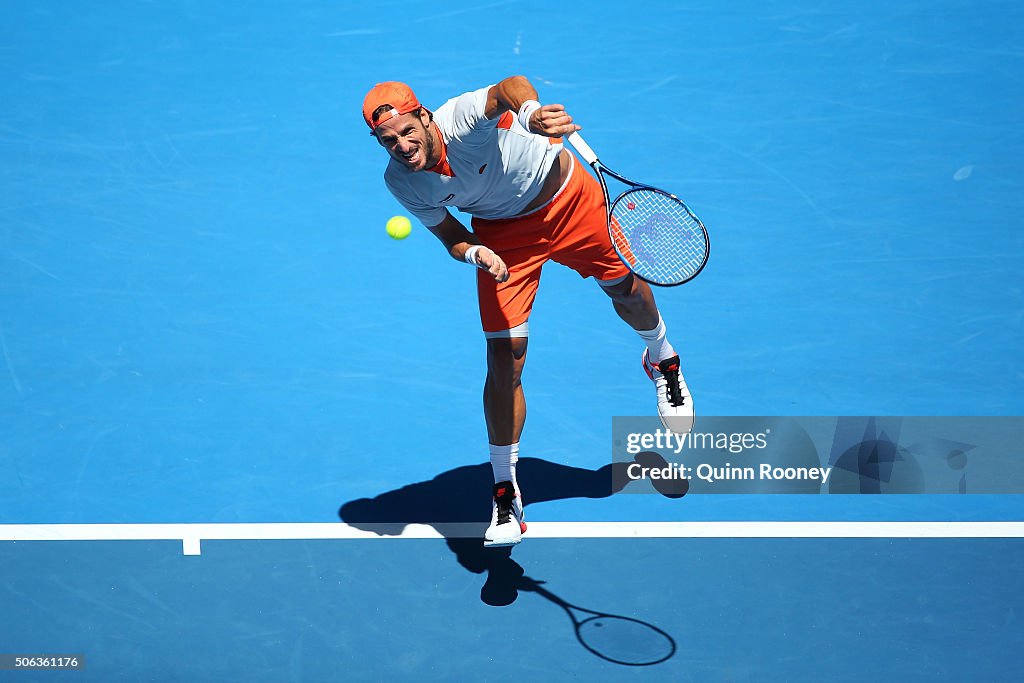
[472,158,631,334]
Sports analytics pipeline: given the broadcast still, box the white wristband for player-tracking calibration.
[464,245,486,268]
[517,100,541,133]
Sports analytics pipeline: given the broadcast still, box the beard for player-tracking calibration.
[418,120,437,170]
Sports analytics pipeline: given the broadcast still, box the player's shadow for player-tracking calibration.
[338,456,685,607]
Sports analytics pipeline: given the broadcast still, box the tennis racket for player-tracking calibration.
[567,132,709,287]
[520,577,677,666]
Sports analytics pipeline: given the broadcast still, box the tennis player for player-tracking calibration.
[363,76,693,547]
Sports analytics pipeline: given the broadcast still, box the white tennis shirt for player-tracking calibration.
[382,85,563,227]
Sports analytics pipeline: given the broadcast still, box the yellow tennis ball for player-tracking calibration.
[386,215,412,240]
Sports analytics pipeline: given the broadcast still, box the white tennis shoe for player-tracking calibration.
[484,481,526,548]
[643,349,695,435]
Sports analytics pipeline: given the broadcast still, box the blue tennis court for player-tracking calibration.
[2,1,1022,680]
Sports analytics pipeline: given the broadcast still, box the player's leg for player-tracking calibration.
[597,271,658,331]
[597,273,694,435]
[545,156,693,433]
[482,332,529,547]
[473,222,544,547]
[484,334,528,449]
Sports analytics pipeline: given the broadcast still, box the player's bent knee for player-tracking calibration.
[597,272,636,300]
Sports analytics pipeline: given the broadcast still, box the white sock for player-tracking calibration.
[489,443,520,496]
[637,314,676,364]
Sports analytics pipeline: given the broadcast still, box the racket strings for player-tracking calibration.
[611,190,708,285]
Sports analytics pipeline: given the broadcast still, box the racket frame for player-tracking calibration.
[567,132,709,287]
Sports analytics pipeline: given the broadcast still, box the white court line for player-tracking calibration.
[1,522,1022,555]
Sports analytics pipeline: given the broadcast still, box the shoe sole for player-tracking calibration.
[483,521,527,548]
[662,414,695,435]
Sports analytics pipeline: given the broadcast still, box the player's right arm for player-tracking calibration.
[487,75,581,138]
[427,211,509,283]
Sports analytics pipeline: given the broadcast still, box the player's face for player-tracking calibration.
[374,110,437,172]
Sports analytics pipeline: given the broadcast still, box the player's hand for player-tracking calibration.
[529,104,581,137]
[474,246,509,282]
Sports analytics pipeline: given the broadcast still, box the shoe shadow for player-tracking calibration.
[338,457,683,665]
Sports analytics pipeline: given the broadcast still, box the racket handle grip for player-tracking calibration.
[566,132,599,165]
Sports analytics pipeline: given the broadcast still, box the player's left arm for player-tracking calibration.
[485,75,581,138]
[426,211,509,283]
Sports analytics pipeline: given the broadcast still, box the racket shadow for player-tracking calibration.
[519,576,677,667]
